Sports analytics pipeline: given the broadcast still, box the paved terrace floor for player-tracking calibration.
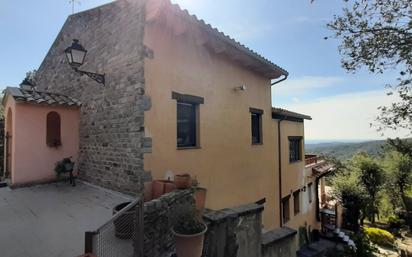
[0,181,132,257]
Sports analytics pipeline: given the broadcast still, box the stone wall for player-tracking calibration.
[144,189,195,257]
[142,192,298,257]
[261,227,297,257]
[35,0,151,195]
[202,204,264,257]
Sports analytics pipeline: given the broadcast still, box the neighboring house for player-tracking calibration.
[2,0,335,245]
[3,86,80,186]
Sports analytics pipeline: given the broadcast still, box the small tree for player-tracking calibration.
[383,150,412,210]
[352,153,384,223]
[332,168,367,232]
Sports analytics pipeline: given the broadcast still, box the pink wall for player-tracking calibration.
[4,96,80,186]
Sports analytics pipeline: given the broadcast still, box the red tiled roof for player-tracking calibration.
[4,87,81,107]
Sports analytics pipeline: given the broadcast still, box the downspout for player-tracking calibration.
[277,116,285,226]
[271,72,289,226]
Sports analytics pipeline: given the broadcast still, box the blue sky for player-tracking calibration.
[0,0,408,140]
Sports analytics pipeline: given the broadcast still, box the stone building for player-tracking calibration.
[3,0,335,250]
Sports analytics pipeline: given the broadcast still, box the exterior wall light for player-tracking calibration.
[64,39,105,85]
[234,85,247,91]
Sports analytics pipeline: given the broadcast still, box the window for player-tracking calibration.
[289,136,302,162]
[250,108,263,144]
[46,111,61,147]
[281,196,290,224]
[293,190,300,215]
[172,92,204,148]
[177,102,197,147]
[308,183,313,203]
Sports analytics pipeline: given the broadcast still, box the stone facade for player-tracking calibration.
[144,189,195,257]
[35,0,151,195]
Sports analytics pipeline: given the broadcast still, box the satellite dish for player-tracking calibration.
[164,170,174,181]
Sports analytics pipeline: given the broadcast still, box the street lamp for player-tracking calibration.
[64,39,105,85]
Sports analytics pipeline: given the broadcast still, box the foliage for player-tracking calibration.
[306,140,388,160]
[331,164,367,232]
[326,0,412,132]
[352,231,379,257]
[352,153,384,223]
[382,150,412,209]
[54,157,74,177]
[386,137,412,158]
[22,70,37,86]
[364,227,395,247]
[171,203,205,235]
[325,232,378,257]
[387,215,405,229]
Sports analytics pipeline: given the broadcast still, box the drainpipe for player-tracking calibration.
[277,117,286,226]
[271,72,289,227]
[271,74,288,86]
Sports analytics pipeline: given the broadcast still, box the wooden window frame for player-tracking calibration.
[289,136,303,163]
[250,108,263,145]
[308,182,313,203]
[293,190,300,215]
[281,195,290,224]
[46,111,62,148]
[172,92,203,150]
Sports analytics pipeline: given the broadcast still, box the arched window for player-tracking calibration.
[46,112,61,147]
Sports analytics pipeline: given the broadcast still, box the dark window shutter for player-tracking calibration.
[46,112,61,147]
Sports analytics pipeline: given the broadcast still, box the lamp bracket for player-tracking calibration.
[74,68,105,85]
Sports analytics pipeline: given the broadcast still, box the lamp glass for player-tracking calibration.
[71,48,86,67]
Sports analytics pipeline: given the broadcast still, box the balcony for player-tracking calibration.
[305,154,321,166]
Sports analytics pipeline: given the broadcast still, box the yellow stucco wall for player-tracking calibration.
[143,17,280,228]
[278,120,319,231]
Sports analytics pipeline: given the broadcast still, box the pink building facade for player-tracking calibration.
[3,87,80,186]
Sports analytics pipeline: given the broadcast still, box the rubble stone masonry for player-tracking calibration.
[36,0,151,195]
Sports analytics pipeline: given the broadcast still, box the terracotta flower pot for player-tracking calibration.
[164,181,177,193]
[172,224,207,257]
[152,180,165,199]
[194,187,207,212]
[174,174,192,189]
[144,182,153,202]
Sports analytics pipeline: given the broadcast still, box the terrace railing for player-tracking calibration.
[84,197,144,257]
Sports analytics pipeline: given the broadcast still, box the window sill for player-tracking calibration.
[289,160,302,164]
[177,146,201,150]
[252,142,263,146]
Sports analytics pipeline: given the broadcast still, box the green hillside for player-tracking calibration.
[305,140,388,160]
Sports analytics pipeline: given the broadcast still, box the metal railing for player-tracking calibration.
[305,154,325,166]
[84,197,144,257]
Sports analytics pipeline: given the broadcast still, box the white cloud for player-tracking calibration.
[273,76,343,96]
[283,90,410,140]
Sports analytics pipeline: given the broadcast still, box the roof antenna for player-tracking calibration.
[69,0,81,14]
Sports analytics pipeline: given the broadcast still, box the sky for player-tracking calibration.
[0,0,409,141]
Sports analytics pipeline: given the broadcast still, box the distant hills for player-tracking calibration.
[305,139,389,160]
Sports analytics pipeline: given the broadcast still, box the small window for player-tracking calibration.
[308,183,313,203]
[281,196,290,224]
[293,190,300,215]
[250,108,263,145]
[173,92,204,149]
[289,136,302,162]
[46,111,61,147]
[177,102,197,148]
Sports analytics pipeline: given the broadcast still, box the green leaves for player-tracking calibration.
[327,0,412,132]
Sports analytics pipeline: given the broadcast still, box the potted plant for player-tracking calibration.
[54,157,76,186]
[172,203,207,257]
[174,173,192,189]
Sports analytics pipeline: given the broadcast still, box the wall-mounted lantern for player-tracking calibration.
[64,39,105,85]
